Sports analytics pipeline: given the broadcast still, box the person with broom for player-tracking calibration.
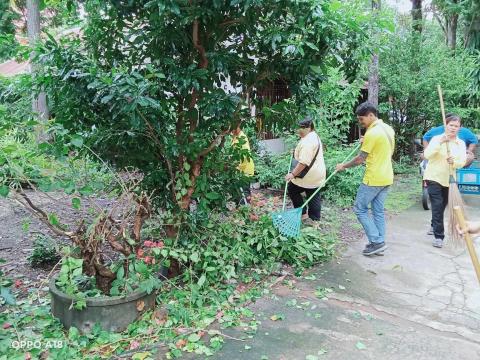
[422,114,478,167]
[423,114,467,248]
[335,102,395,256]
[284,117,326,226]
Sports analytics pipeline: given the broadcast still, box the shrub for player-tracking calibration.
[28,235,61,268]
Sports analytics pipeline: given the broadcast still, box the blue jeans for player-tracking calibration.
[354,184,390,245]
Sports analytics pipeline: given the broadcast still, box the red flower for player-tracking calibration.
[14,280,22,288]
[144,240,154,247]
[136,249,145,257]
[249,213,259,221]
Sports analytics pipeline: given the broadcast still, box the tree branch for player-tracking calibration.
[14,191,75,238]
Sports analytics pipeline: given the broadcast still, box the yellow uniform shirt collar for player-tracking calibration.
[367,119,383,129]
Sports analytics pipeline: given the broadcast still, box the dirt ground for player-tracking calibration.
[0,191,116,291]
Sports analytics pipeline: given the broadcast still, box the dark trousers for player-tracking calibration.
[287,182,321,220]
[427,180,449,240]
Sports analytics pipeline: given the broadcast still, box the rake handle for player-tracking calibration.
[454,206,480,285]
[282,151,294,211]
[301,143,361,209]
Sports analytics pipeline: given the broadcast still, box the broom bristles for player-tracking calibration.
[446,183,466,249]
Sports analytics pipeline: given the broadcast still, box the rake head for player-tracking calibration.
[271,207,303,238]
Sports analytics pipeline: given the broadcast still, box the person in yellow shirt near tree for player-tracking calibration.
[423,114,466,248]
[231,126,255,204]
[336,102,395,256]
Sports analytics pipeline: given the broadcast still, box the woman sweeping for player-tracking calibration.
[423,114,467,248]
[284,117,326,226]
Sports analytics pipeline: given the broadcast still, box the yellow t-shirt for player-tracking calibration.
[423,135,466,187]
[232,131,255,177]
[291,131,326,189]
[361,119,395,186]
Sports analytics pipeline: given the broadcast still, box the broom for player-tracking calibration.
[272,143,361,238]
[437,85,465,248]
[454,206,480,284]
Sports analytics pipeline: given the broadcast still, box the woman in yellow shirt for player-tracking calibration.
[424,114,466,248]
[284,117,326,223]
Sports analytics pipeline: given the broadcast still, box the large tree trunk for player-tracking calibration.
[446,14,458,50]
[411,0,423,33]
[367,0,381,107]
[27,0,49,141]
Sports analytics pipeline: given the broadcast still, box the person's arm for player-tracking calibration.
[424,136,443,159]
[285,163,307,181]
[457,221,480,238]
[335,151,368,172]
[336,131,376,172]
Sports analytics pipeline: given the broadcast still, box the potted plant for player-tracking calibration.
[0,134,164,332]
[15,185,164,332]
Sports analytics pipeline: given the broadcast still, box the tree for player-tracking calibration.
[412,0,423,34]
[367,0,381,107]
[0,0,20,61]
[380,23,474,155]
[27,0,49,138]
[37,0,377,236]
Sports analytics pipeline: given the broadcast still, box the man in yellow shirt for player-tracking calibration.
[231,126,254,204]
[336,102,395,256]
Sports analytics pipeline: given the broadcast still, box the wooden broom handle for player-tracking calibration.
[437,85,453,176]
[454,206,480,285]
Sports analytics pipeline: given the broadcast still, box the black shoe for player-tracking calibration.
[363,242,387,256]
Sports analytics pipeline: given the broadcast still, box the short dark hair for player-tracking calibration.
[298,116,314,130]
[446,113,461,124]
[355,102,378,117]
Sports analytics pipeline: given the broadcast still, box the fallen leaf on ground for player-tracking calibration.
[355,341,367,350]
[188,333,201,343]
[129,340,141,350]
[132,352,152,360]
[175,339,187,349]
[270,313,285,321]
[136,300,145,312]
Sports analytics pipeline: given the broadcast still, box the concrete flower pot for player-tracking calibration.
[49,277,156,333]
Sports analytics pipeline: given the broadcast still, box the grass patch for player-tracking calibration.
[385,173,420,213]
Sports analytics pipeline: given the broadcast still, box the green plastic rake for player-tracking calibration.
[272,143,361,238]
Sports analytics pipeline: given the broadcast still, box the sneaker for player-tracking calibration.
[432,238,443,248]
[427,227,434,236]
[362,242,387,256]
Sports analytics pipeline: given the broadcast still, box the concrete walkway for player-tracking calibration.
[214,195,480,360]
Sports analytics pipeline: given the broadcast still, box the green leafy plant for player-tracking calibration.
[0,258,15,306]
[28,234,61,267]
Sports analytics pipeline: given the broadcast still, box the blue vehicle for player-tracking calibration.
[457,161,480,195]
